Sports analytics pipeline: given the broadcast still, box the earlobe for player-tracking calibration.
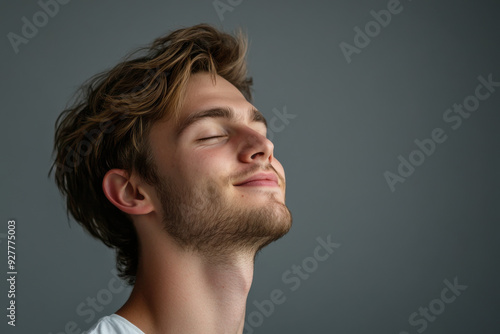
[102,169,154,215]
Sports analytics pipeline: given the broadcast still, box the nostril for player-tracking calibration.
[250,152,264,159]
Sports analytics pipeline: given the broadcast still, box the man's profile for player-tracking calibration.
[51,24,292,334]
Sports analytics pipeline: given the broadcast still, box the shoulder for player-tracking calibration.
[83,314,144,334]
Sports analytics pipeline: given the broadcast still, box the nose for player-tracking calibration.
[237,127,274,164]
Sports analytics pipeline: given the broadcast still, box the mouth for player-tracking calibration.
[234,172,280,187]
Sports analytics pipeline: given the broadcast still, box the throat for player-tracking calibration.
[117,247,256,334]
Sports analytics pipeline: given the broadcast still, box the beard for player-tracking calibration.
[156,165,292,257]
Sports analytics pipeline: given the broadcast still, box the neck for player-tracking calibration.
[116,232,255,334]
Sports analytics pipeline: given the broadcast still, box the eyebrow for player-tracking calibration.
[175,106,267,138]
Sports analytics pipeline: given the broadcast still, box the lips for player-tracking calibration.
[234,172,279,187]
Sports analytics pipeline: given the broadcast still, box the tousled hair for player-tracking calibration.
[50,24,253,285]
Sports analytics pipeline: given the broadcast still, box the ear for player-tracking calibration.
[102,169,154,215]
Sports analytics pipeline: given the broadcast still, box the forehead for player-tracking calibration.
[180,72,252,120]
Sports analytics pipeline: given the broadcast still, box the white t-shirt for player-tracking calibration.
[84,314,144,334]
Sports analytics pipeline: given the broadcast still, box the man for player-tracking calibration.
[51,24,292,333]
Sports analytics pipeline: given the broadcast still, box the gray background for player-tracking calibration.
[1,0,499,333]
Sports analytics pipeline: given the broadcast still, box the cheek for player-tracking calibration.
[183,150,231,181]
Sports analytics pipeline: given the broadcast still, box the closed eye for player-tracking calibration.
[198,135,227,141]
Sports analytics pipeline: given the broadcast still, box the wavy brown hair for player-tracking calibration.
[50,24,253,285]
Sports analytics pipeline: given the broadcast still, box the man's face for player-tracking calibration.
[148,72,292,255]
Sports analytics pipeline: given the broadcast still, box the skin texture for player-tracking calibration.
[102,72,292,333]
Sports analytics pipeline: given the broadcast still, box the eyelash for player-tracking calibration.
[199,135,227,141]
